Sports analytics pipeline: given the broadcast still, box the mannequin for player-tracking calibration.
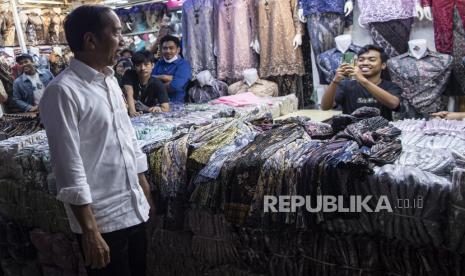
[335,34,352,53]
[408,39,428,59]
[188,70,228,103]
[228,68,279,97]
[317,34,361,84]
[388,41,453,118]
[243,68,259,87]
[197,70,215,87]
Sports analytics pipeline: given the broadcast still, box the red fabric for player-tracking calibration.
[422,0,465,54]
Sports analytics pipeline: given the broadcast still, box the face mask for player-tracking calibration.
[164,55,178,63]
[243,68,258,86]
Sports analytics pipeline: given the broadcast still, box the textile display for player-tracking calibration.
[182,0,216,77]
[369,18,414,58]
[421,0,465,54]
[214,0,259,81]
[306,13,346,84]
[2,97,465,275]
[317,44,362,85]
[257,0,305,78]
[388,50,453,117]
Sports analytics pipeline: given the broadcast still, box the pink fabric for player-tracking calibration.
[211,92,272,107]
[167,0,184,9]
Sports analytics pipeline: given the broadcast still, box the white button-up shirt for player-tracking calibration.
[39,58,149,234]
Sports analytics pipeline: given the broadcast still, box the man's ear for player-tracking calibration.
[381,63,387,70]
[82,32,96,51]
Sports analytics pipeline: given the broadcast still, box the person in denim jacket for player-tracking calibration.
[12,54,53,112]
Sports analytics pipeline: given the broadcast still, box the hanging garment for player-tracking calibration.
[387,50,453,117]
[41,14,50,44]
[182,0,216,77]
[59,14,66,44]
[228,79,279,97]
[306,14,346,84]
[48,13,61,45]
[214,0,258,81]
[257,0,305,78]
[448,8,465,96]
[28,13,45,45]
[421,0,465,54]
[4,11,16,46]
[316,44,362,85]
[357,0,416,26]
[0,12,5,46]
[299,0,348,16]
[369,18,414,58]
[132,6,148,33]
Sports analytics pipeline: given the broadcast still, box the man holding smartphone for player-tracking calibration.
[321,44,401,121]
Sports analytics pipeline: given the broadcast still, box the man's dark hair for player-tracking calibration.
[131,50,155,66]
[160,35,180,48]
[121,49,133,56]
[358,44,389,63]
[64,5,113,52]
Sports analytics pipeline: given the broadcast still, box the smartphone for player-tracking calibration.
[342,52,356,65]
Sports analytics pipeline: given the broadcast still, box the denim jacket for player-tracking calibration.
[12,69,53,112]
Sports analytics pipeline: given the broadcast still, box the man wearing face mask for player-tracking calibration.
[12,54,53,112]
[321,44,401,121]
[152,35,192,103]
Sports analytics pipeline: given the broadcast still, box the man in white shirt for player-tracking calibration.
[39,5,154,276]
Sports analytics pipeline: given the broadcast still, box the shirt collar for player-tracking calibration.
[69,58,114,83]
[334,44,359,54]
[19,70,41,82]
[405,49,436,59]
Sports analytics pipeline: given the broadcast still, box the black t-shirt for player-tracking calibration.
[335,79,401,121]
[122,70,169,107]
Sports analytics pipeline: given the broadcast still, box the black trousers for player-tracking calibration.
[76,223,147,276]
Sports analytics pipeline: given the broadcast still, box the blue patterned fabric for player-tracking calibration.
[316,44,362,84]
[299,0,347,16]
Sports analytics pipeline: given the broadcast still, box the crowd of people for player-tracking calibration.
[5,34,192,117]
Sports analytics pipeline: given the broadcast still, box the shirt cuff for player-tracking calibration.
[56,186,93,205]
[136,153,148,173]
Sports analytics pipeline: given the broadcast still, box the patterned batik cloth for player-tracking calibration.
[369,18,414,58]
[388,50,453,117]
[316,44,362,85]
[228,79,279,97]
[182,0,217,77]
[214,0,258,81]
[306,13,345,84]
[421,0,465,54]
[257,0,305,78]
[188,79,229,103]
[448,8,465,96]
[357,0,416,26]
